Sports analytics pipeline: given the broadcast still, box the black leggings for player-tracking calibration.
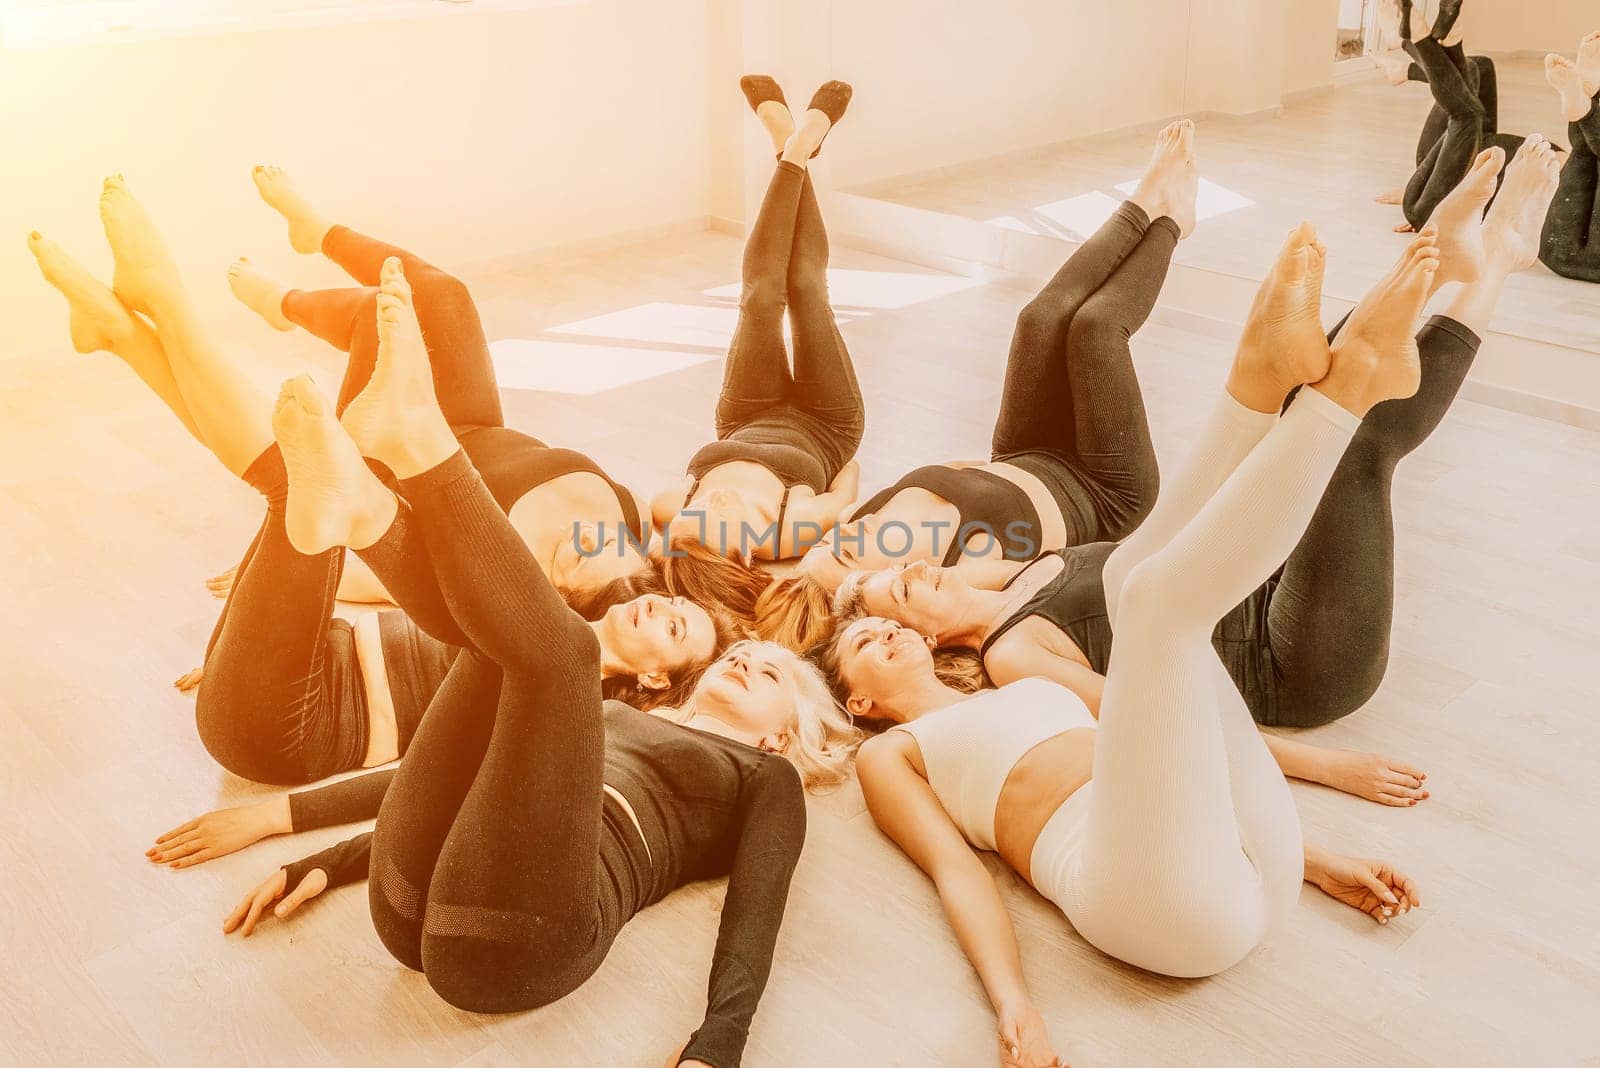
[353,450,628,1011]
[710,161,864,486]
[196,231,500,786]
[282,227,503,432]
[1539,99,1600,283]
[1237,314,1481,727]
[1404,43,1524,228]
[194,447,367,785]
[990,200,1171,542]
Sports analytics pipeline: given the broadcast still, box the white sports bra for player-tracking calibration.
[890,676,1096,852]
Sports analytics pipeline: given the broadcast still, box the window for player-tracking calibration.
[0,0,578,48]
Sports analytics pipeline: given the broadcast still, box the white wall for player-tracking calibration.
[1462,0,1597,54]
[826,0,1192,189]
[0,0,711,348]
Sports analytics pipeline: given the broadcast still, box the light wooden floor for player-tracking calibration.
[3,219,1599,1066]
[849,55,1600,356]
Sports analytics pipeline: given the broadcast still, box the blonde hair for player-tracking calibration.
[754,574,838,653]
[667,639,862,791]
[810,617,989,735]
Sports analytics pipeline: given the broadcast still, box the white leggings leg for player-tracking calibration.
[1062,388,1359,977]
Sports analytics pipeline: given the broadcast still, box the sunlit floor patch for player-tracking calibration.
[544,302,741,349]
[1112,176,1256,222]
[984,190,1124,240]
[488,338,720,395]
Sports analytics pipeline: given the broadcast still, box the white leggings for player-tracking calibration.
[1052,387,1360,978]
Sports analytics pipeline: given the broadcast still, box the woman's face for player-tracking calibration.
[833,616,937,720]
[852,561,967,637]
[670,488,755,557]
[798,515,901,592]
[599,594,718,683]
[691,642,805,742]
[551,521,648,592]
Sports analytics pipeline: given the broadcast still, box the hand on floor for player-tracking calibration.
[999,1001,1064,1067]
[206,565,236,599]
[173,666,203,693]
[148,796,290,868]
[223,866,327,938]
[1313,854,1421,925]
[1320,749,1429,806]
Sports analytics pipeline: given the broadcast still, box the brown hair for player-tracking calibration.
[809,622,989,736]
[754,574,838,653]
[561,537,773,627]
[601,604,750,712]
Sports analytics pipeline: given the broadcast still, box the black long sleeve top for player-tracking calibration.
[282,701,806,1068]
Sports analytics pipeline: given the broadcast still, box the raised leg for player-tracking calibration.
[783,170,864,478]
[715,161,806,437]
[1053,222,1178,540]
[1403,38,1487,229]
[28,231,202,442]
[195,445,360,785]
[99,177,273,478]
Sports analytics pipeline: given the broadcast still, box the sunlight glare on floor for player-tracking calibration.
[488,338,720,395]
[985,190,1124,239]
[701,267,982,310]
[544,302,741,349]
[1113,176,1255,221]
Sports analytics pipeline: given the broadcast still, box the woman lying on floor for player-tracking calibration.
[222,165,764,621]
[822,140,1560,790]
[1540,37,1600,282]
[30,180,759,785]
[1378,0,1527,232]
[652,78,867,571]
[176,257,854,1068]
[823,225,1442,1068]
[757,120,1201,651]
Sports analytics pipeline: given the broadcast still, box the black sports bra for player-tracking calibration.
[459,426,647,545]
[679,474,795,547]
[850,465,1042,567]
[977,542,1117,673]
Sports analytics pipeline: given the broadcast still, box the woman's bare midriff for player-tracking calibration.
[993,730,1096,884]
[862,462,1068,568]
[511,471,636,549]
[352,612,400,768]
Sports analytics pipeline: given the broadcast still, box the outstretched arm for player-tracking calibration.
[857,734,1060,1068]
[147,769,396,868]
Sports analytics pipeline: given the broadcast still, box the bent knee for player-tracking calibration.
[421,935,592,1013]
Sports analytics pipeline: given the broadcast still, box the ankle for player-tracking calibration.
[1225,363,1288,415]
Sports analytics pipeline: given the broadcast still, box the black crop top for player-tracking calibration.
[850,465,1042,567]
[460,425,647,546]
[282,701,806,1068]
[978,542,1118,673]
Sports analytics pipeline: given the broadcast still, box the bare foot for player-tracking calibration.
[28,232,148,354]
[1426,145,1503,289]
[339,258,456,479]
[99,175,181,316]
[1579,29,1600,97]
[756,101,796,154]
[227,258,293,331]
[252,166,333,255]
[1394,220,1416,233]
[1372,48,1413,85]
[1131,119,1198,237]
[273,375,397,555]
[1482,136,1562,274]
[1318,232,1438,415]
[781,109,832,165]
[1546,54,1593,122]
[1230,222,1331,412]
